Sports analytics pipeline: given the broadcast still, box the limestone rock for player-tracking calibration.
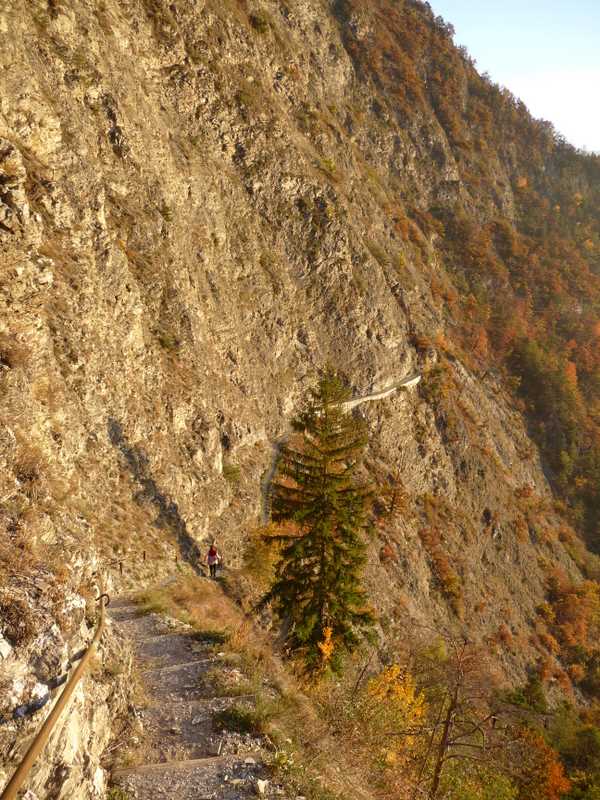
[0,0,595,796]
[256,778,269,795]
[0,635,12,661]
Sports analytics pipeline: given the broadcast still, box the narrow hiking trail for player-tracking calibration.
[108,597,278,800]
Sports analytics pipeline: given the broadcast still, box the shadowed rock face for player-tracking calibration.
[107,418,204,573]
[0,0,593,794]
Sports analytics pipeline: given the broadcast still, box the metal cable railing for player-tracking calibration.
[0,593,110,800]
[1,545,209,797]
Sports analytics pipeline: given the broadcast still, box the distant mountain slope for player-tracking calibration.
[335,0,600,540]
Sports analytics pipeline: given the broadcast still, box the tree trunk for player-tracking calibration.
[429,691,457,799]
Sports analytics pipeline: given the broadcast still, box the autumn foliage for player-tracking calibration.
[325,1,600,795]
[337,0,600,548]
[546,570,600,652]
[515,730,571,800]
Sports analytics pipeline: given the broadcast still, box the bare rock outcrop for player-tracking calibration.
[0,1,592,795]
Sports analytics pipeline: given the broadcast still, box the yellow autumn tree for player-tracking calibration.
[318,626,334,666]
[358,665,427,768]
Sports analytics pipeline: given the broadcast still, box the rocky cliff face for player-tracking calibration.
[0,564,134,799]
[1,0,596,795]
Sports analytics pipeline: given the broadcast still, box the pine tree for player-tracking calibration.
[268,369,375,672]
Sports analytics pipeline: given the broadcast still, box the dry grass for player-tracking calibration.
[200,665,256,698]
[0,530,72,645]
[0,332,29,370]
[0,531,38,585]
[0,591,36,646]
[136,576,241,634]
[91,494,164,564]
[133,576,377,800]
[0,674,15,719]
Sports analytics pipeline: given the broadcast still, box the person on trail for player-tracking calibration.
[207,542,221,578]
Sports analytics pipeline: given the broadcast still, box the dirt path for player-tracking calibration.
[107,597,276,800]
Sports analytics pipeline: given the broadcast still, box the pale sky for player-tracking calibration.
[430,1,600,153]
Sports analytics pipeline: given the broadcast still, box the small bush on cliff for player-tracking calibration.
[248,12,269,34]
[0,590,36,646]
[504,673,548,714]
[267,369,375,673]
[223,462,241,485]
[418,526,463,616]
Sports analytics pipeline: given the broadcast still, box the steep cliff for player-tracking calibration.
[2,0,600,796]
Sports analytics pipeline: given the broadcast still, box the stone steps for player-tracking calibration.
[113,754,267,800]
[107,597,272,799]
[141,657,215,674]
[113,754,236,777]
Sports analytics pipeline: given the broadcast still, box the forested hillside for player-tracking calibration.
[338,0,600,543]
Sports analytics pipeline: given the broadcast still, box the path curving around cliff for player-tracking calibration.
[336,372,422,412]
[260,371,422,523]
[107,598,275,800]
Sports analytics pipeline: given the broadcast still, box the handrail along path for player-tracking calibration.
[0,592,110,800]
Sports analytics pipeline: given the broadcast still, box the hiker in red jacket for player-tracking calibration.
[207,543,221,578]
